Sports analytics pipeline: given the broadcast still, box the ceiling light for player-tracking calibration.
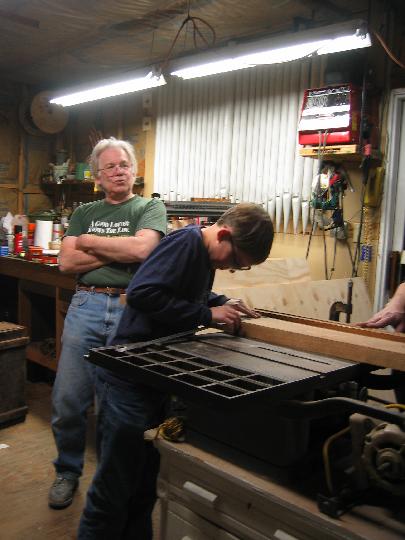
[50,71,166,107]
[172,41,331,79]
[170,20,371,80]
[316,32,371,55]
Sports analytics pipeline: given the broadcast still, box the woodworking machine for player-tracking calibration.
[87,317,405,518]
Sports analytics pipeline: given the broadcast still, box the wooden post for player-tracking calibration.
[17,131,25,213]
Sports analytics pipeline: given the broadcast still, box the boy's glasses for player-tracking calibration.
[98,162,131,175]
[228,235,251,272]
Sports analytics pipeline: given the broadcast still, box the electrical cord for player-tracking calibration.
[385,403,405,411]
[160,2,216,72]
[306,130,329,276]
[322,426,351,495]
[372,29,405,70]
[352,181,368,277]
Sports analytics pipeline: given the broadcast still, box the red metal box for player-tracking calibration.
[298,84,360,145]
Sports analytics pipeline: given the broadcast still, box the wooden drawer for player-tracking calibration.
[165,500,241,540]
[158,455,338,540]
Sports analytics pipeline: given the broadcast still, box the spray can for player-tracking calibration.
[27,223,36,247]
[14,225,23,255]
[52,221,63,241]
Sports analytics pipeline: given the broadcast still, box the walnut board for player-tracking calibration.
[255,310,405,343]
[241,317,405,372]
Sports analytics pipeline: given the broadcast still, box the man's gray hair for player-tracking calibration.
[89,137,137,176]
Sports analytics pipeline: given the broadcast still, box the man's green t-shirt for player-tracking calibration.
[66,196,167,287]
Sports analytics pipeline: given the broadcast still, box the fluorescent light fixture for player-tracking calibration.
[170,20,371,80]
[50,71,166,107]
[317,32,371,55]
[172,41,330,79]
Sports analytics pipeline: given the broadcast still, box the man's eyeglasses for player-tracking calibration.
[228,235,251,272]
[98,162,132,175]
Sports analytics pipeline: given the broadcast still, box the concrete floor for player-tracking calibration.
[0,381,160,539]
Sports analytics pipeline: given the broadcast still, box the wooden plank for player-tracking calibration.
[299,144,359,157]
[241,317,405,372]
[214,257,311,290]
[0,183,18,189]
[23,184,43,194]
[255,310,405,344]
[299,145,381,161]
[0,336,29,350]
[0,257,76,289]
[0,321,26,338]
[215,277,372,323]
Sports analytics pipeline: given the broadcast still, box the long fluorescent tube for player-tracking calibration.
[170,20,371,80]
[172,41,330,79]
[317,32,371,55]
[50,71,166,107]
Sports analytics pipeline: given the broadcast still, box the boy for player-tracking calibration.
[78,202,274,539]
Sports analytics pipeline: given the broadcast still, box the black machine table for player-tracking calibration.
[87,333,361,408]
[87,333,365,468]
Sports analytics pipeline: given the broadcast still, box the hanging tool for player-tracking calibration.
[307,158,354,279]
[329,279,353,323]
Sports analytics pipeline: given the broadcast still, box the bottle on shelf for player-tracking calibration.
[27,223,35,247]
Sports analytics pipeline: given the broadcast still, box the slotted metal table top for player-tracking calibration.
[87,333,360,407]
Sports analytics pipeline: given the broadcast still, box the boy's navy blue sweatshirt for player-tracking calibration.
[112,225,228,345]
[99,225,228,386]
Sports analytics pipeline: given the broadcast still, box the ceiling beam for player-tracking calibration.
[0,8,39,28]
[296,0,353,20]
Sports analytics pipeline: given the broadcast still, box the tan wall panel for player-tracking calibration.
[270,233,353,281]
[0,188,18,215]
[26,193,53,215]
[0,108,19,183]
[26,136,53,185]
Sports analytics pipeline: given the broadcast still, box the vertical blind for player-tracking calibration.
[154,57,323,233]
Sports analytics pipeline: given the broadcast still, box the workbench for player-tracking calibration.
[0,256,75,371]
[155,436,405,540]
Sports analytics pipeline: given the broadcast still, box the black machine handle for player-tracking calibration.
[275,397,405,428]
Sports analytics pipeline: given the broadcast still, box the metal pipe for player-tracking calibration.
[276,397,405,428]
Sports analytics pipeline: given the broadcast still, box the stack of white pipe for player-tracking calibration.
[154,56,323,232]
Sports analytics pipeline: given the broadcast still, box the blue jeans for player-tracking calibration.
[51,290,125,478]
[78,375,167,540]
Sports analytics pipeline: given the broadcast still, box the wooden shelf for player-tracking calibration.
[299,144,381,161]
[0,259,75,372]
[26,341,57,372]
[40,180,104,207]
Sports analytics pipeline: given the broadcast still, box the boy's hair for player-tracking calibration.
[89,137,137,177]
[217,203,274,264]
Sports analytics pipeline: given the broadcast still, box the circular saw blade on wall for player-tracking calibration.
[19,91,68,135]
[31,91,69,134]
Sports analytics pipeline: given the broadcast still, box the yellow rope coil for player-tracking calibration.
[155,417,185,442]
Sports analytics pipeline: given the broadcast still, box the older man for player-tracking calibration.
[48,137,167,509]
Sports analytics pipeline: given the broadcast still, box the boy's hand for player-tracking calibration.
[210,305,242,334]
[225,298,260,318]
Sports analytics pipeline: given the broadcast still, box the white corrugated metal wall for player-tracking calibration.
[154,57,323,233]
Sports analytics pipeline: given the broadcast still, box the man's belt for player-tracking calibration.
[76,284,126,296]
